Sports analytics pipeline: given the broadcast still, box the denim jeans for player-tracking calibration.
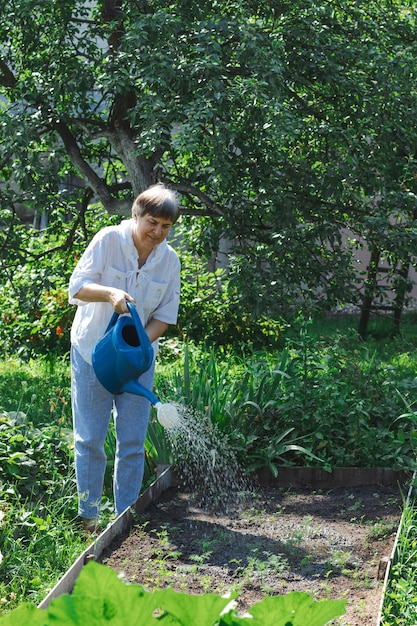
[71,346,154,518]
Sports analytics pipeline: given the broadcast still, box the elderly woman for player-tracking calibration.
[69,184,180,531]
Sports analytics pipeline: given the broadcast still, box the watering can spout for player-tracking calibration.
[120,379,159,405]
[154,402,180,430]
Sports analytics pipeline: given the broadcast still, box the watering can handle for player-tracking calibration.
[104,301,146,337]
[104,310,119,334]
[103,302,154,375]
[125,301,150,348]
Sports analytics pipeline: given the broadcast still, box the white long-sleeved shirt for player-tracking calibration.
[69,219,181,364]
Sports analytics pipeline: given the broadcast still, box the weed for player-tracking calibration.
[355,599,369,617]
[330,550,353,568]
[288,515,317,546]
[366,518,397,540]
[198,575,214,593]
[189,552,212,573]
[244,548,290,588]
[300,554,314,570]
[347,495,363,513]
[150,528,181,563]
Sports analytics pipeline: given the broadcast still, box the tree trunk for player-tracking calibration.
[358,246,380,339]
[392,262,410,336]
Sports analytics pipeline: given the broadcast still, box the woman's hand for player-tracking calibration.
[73,284,136,313]
[108,288,136,314]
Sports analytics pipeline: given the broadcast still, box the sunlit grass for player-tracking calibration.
[381,493,417,625]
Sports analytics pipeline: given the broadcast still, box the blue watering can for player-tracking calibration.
[92,302,180,429]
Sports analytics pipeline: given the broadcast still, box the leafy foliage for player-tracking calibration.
[0,406,82,611]
[0,208,118,360]
[1,317,417,612]
[1,0,417,326]
[159,318,417,473]
[177,249,283,348]
[0,560,346,625]
[0,413,71,499]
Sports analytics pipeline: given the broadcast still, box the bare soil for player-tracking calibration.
[99,481,404,625]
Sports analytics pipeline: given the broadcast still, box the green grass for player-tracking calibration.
[0,357,72,428]
[381,490,417,625]
[0,410,85,612]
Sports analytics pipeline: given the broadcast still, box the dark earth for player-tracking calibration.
[99,481,405,625]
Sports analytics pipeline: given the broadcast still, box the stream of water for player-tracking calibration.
[163,404,251,511]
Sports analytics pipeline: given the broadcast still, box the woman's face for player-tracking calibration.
[133,212,173,250]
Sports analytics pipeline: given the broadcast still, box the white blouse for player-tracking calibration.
[69,219,181,364]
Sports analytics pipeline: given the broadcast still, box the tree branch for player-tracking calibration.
[167,181,225,217]
[52,120,130,214]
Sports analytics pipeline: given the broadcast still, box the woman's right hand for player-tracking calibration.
[73,283,136,313]
[108,288,136,314]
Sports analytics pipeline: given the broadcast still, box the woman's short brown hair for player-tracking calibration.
[132,184,180,224]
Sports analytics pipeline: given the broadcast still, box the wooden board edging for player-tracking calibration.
[253,466,412,488]
[37,465,173,610]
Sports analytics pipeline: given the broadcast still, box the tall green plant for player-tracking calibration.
[171,343,235,429]
[162,342,323,475]
[158,323,417,473]
[381,494,417,625]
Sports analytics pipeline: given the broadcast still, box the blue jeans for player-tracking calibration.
[71,346,154,518]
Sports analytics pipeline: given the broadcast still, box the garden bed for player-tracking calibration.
[98,469,409,626]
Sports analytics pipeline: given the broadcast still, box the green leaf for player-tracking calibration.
[246,592,346,626]
[153,586,234,624]
[50,562,159,625]
[0,603,49,626]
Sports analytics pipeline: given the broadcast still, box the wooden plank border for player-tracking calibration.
[38,465,173,609]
